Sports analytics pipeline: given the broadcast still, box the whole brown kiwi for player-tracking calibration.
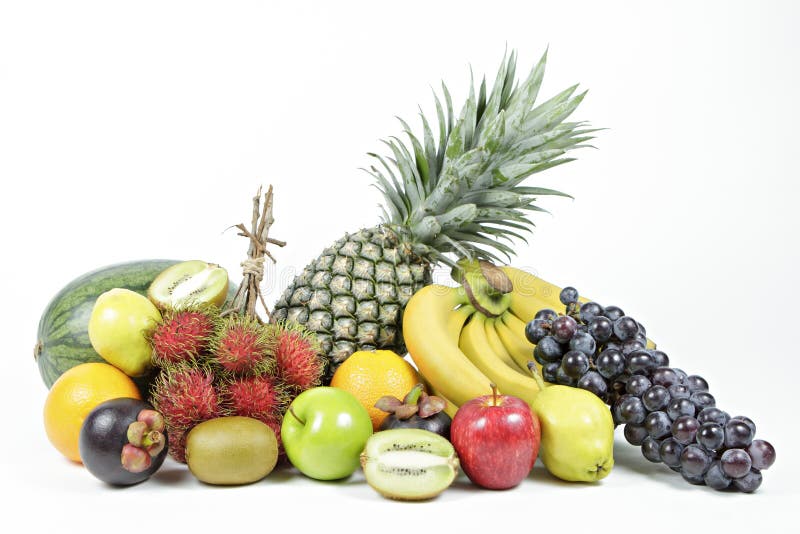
[186,416,278,485]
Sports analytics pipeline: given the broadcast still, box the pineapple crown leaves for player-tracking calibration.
[364,48,599,266]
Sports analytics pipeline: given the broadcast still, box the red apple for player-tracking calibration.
[450,384,541,489]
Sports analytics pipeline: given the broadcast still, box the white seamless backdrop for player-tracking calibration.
[1,2,797,533]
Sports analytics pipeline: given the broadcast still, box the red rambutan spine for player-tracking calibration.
[150,306,219,365]
[272,322,324,394]
[223,375,287,452]
[150,365,222,463]
[211,315,275,375]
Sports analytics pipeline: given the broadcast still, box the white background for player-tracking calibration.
[1,1,798,532]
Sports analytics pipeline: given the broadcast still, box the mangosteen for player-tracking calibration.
[79,397,168,486]
[375,383,452,439]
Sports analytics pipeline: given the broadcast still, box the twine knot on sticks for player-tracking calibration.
[222,185,286,322]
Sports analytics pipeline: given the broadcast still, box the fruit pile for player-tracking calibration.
[525,287,776,491]
[34,49,776,497]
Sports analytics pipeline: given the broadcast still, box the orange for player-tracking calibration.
[330,350,421,431]
[43,362,141,463]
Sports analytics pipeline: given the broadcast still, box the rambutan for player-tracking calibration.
[150,306,219,365]
[210,315,274,375]
[150,365,222,462]
[223,375,287,452]
[272,321,324,393]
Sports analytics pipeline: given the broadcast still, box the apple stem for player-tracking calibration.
[288,406,306,426]
[490,383,498,406]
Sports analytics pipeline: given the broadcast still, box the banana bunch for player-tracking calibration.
[404,265,568,414]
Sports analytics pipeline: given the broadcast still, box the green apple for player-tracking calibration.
[281,387,373,480]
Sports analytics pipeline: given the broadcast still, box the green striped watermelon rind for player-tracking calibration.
[34,260,179,390]
[34,259,238,391]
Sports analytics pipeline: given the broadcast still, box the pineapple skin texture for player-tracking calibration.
[272,226,431,383]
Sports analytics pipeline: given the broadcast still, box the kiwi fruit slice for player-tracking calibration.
[360,428,459,501]
[148,260,229,310]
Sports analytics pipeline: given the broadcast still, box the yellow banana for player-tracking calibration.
[495,311,540,376]
[416,303,474,418]
[483,317,527,374]
[404,285,493,407]
[502,265,580,322]
[458,312,540,406]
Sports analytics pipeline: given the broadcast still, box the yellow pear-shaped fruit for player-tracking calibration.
[531,385,614,482]
[88,288,162,377]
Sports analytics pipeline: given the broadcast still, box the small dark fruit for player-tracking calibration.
[79,398,168,486]
[375,383,451,439]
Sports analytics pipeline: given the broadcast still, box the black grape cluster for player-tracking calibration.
[524,287,776,492]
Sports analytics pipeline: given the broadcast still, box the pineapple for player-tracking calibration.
[273,50,596,382]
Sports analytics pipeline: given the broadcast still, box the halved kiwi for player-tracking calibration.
[360,428,459,501]
[147,260,229,310]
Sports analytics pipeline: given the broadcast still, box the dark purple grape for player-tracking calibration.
[635,333,648,348]
[535,308,559,322]
[534,336,563,363]
[650,350,670,367]
[613,316,639,341]
[697,423,725,450]
[624,423,648,445]
[668,383,691,400]
[626,375,652,396]
[730,416,756,436]
[626,350,656,375]
[577,370,608,398]
[667,398,696,419]
[704,461,732,490]
[561,350,590,379]
[559,287,578,305]
[680,444,712,476]
[746,440,776,470]
[671,416,700,445]
[533,348,549,366]
[732,469,762,493]
[671,368,688,384]
[555,366,577,387]
[721,449,752,479]
[614,395,647,425]
[569,331,596,357]
[551,316,578,343]
[596,349,625,379]
[690,391,715,410]
[659,437,684,467]
[588,316,613,343]
[603,305,624,322]
[621,339,646,356]
[642,385,670,412]
[697,407,729,425]
[650,367,680,388]
[641,436,662,463]
[681,471,706,485]
[636,322,647,336]
[542,362,559,383]
[645,411,672,439]
[725,419,755,449]
[685,375,709,392]
[579,302,604,323]
[525,318,551,344]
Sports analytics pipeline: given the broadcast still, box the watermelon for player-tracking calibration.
[34,260,180,390]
